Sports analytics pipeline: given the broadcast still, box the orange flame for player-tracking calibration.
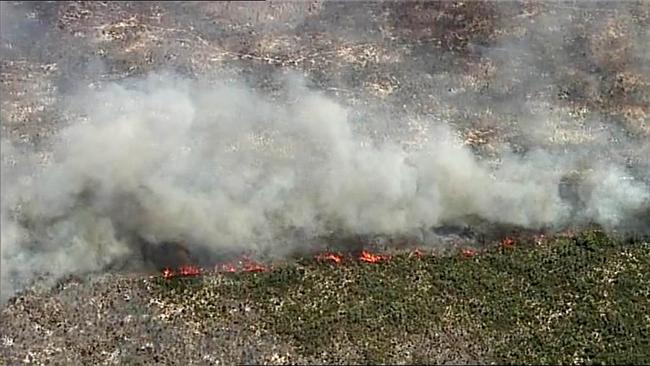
[161,265,201,279]
[501,237,515,248]
[316,252,343,264]
[162,267,174,279]
[358,250,388,263]
[215,258,268,273]
[178,265,201,277]
[242,259,267,273]
[219,263,237,273]
[461,248,476,257]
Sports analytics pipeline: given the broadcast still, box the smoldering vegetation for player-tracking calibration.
[1,1,650,302]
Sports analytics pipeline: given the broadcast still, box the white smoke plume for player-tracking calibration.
[2,1,650,303]
[2,71,649,301]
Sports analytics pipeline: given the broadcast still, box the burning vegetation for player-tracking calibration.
[156,233,504,280]
[162,248,395,278]
[161,265,201,280]
[143,230,649,365]
[156,233,569,279]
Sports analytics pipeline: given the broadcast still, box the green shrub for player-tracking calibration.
[151,232,650,364]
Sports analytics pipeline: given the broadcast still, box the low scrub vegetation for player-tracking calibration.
[153,230,650,364]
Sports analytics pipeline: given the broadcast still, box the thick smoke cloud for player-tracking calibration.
[2,71,649,301]
[2,1,650,302]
